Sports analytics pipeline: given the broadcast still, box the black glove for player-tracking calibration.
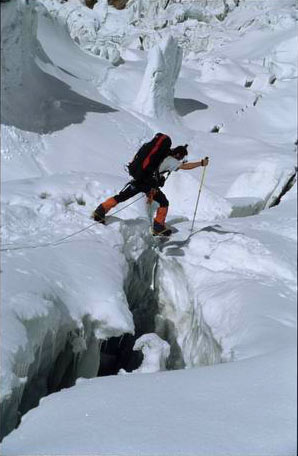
[158,175,166,187]
[201,157,209,167]
[151,177,159,189]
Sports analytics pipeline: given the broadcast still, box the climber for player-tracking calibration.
[93,132,209,236]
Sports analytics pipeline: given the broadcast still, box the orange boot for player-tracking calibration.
[93,197,118,223]
[153,207,172,236]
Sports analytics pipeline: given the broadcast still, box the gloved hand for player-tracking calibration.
[147,188,158,204]
[158,175,166,187]
[201,157,209,167]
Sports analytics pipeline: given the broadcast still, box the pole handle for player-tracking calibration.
[201,156,209,165]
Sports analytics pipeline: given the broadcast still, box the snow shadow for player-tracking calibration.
[174,97,208,116]
[2,65,117,134]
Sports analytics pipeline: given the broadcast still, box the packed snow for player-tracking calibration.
[0,0,297,454]
[119,333,171,374]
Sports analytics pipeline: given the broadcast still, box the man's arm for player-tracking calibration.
[179,157,209,170]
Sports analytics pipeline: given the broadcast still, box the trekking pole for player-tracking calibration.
[190,157,208,233]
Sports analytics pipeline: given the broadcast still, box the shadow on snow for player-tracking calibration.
[174,97,208,116]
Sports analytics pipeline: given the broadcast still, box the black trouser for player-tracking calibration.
[114,179,169,207]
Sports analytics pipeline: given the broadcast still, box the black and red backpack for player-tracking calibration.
[127,133,172,180]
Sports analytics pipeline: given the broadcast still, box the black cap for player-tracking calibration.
[171,144,188,159]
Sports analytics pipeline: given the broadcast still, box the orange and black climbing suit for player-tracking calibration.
[99,176,169,224]
[97,133,172,225]
[115,177,168,208]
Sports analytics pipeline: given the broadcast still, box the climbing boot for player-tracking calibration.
[93,204,106,223]
[93,197,118,223]
[152,206,171,236]
[152,221,172,237]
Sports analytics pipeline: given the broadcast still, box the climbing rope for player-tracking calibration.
[2,163,207,252]
[1,194,145,252]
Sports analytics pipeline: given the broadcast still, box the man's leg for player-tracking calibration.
[151,190,172,235]
[93,182,140,222]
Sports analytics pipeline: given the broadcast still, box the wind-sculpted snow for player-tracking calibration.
[120,333,170,374]
[164,172,232,220]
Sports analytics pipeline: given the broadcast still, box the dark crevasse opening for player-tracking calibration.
[122,244,187,370]
[98,335,143,376]
[98,246,162,375]
[228,168,297,218]
[97,238,189,375]
[269,170,297,207]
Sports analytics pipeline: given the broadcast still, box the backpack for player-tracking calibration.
[127,133,172,180]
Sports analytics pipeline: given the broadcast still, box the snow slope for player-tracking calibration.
[1,346,296,456]
[1,0,297,453]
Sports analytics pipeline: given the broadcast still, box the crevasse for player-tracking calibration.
[121,220,223,370]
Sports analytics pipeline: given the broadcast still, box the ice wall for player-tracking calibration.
[172,0,227,17]
[37,0,239,66]
[127,0,235,25]
[134,35,182,117]
[127,0,169,22]
[42,0,122,65]
[155,255,223,367]
[1,0,37,131]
